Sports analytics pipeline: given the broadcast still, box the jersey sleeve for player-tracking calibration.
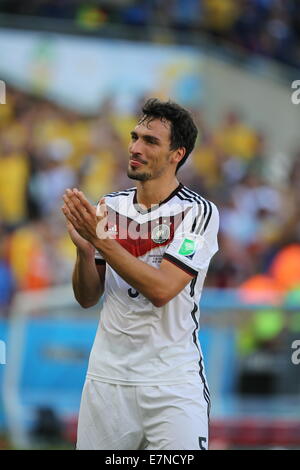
[95,250,106,265]
[163,201,219,277]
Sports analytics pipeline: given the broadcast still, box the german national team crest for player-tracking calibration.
[151,224,170,244]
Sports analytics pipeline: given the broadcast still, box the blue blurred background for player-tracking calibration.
[0,0,300,450]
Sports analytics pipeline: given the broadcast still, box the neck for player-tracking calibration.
[135,176,180,209]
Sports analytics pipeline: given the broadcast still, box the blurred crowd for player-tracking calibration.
[1,0,300,68]
[0,83,300,317]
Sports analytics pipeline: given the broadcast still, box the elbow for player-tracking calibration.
[76,297,99,309]
[150,293,170,308]
[79,302,95,309]
[73,288,103,309]
[152,299,167,308]
[150,284,175,308]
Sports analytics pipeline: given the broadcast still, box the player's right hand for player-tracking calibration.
[67,219,95,255]
[61,193,95,257]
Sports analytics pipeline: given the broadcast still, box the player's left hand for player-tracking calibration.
[62,188,110,245]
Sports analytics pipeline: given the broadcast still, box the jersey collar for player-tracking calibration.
[133,183,183,215]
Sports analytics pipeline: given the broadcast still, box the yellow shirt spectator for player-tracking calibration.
[192,139,221,188]
[203,0,239,32]
[81,150,116,202]
[215,113,258,160]
[0,151,29,226]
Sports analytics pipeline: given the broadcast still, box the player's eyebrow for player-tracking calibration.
[130,131,161,145]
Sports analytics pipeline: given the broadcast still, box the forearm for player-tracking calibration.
[94,239,168,305]
[72,249,103,308]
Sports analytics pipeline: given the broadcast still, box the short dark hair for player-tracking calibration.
[140,98,198,173]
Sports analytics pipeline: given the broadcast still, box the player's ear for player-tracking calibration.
[171,147,186,166]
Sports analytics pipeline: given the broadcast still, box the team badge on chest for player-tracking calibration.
[151,223,170,244]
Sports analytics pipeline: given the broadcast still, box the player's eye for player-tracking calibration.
[144,137,157,145]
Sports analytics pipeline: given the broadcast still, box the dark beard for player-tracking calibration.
[127,169,152,181]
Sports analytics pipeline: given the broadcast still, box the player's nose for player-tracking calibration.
[129,138,144,155]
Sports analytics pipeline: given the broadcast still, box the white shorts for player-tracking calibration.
[77,378,210,450]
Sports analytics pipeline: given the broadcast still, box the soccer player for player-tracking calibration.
[62,99,219,450]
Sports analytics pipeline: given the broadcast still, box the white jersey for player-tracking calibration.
[87,183,219,398]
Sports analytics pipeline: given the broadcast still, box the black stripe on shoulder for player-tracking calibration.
[180,188,206,210]
[202,200,213,233]
[179,188,201,203]
[178,189,203,212]
[177,191,195,203]
[182,188,213,235]
[197,201,208,234]
[181,186,204,202]
[178,189,194,202]
[191,208,200,232]
[191,201,202,233]
[106,192,133,198]
[180,189,207,234]
[196,199,212,235]
[105,188,135,198]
